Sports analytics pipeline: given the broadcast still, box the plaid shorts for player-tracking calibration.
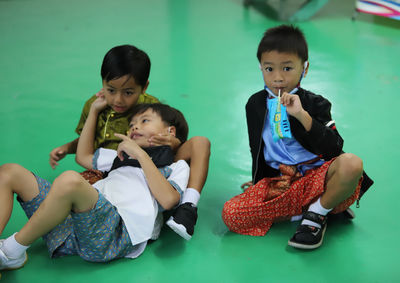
[18,175,136,262]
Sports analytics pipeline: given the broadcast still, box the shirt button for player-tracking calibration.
[105,133,110,138]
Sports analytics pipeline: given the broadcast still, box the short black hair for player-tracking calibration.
[101,45,150,88]
[130,103,189,143]
[257,25,308,63]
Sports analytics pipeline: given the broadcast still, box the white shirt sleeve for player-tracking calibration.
[92,148,118,172]
[167,160,190,195]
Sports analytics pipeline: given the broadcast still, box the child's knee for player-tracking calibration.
[337,153,363,181]
[0,163,24,183]
[190,136,211,154]
[53,171,85,196]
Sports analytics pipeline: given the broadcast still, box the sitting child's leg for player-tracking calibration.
[167,136,211,240]
[0,163,40,235]
[15,171,98,246]
[289,153,363,249]
[1,171,98,270]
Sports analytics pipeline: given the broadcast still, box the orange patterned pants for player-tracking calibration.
[222,160,361,236]
[79,169,104,185]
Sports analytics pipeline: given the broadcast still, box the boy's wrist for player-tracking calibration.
[88,106,101,116]
[296,110,312,131]
[135,148,150,163]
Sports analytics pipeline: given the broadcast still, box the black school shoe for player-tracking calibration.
[343,208,356,219]
[166,203,198,240]
[288,211,328,250]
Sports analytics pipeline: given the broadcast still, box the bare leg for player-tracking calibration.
[14,171,99,246]
[0,163,40,235]
[321,153,363,209]
[288,153,363,249]
[175,136,211,193]
[167,137,211,239]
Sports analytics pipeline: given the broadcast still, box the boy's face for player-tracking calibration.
[102,75,148,113]
[128,109,171,148]
[260,51,307,96]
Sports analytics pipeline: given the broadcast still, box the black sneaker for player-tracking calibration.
[342,208,356,219]
[288,211,327,250]
[166,203,198,240]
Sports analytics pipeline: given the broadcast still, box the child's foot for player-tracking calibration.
[288,211,327,250]
[0,240,28,271]
[166,203,198,240]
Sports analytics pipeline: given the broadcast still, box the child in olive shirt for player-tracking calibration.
[49,45,210,240]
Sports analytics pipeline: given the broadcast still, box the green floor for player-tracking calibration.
[1,0,399,282]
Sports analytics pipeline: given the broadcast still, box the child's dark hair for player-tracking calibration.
[101,45,150,88]
[130,103,189,143]
[257,25,308,63]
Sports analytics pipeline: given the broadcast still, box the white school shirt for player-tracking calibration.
[92,148,190,258]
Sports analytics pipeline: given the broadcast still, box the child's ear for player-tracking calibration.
[142,80,150,93]
[167,126,176,137]
[303,61,309,78]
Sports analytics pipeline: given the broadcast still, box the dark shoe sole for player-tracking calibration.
[287,224,327,250]
[343,208,356,219]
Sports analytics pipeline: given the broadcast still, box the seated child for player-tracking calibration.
[0,102,189,270]
[222,25,373,249]
[49,44,210,240]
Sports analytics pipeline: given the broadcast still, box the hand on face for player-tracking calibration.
[148,132,175,147]
[91,95,108,113]
[115,133,144,161]
[95,88,106,98]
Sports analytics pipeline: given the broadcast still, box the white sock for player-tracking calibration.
[181,188,200,206]
[290,215,303,222]
[302,198,332,228]
[2,233,29,258]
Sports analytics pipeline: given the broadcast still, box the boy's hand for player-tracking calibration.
[90,95,108,113]
[148,134,181,150]
[49,146,68,169]
[95,88,105,98]
[280,92,304,118]
[115,133,144,161]
[281,92,312,131]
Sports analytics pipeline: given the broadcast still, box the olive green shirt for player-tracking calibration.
[75,93,160,150]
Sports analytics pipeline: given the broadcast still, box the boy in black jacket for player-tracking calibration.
[222,25,372,249]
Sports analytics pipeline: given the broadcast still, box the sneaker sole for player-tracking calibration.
[287,224,327,250]
[166,218,192,241]
[1,253,28,271]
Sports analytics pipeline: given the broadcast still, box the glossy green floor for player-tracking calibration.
[1,0,399,282]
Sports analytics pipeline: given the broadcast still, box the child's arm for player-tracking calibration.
[50,92,105,169]
[76,97,108,169]
[115,133,180,210]
[281,91,343,159]
[49,138,79,169]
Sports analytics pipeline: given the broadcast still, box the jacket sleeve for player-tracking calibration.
[245,94,264,179]
[291,94,343,160]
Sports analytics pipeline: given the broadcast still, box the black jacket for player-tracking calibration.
[245,88,373,200]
